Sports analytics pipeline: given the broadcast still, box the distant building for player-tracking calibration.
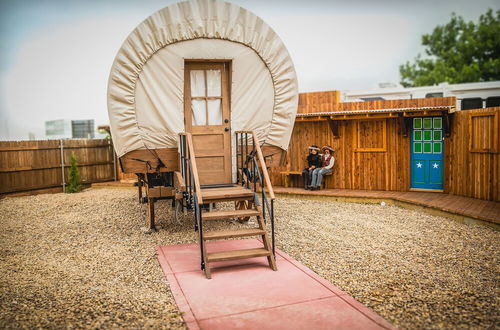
[45,119,95,139]
[45,120,72,139]
[342,81,500,110]
[71,120,95,138]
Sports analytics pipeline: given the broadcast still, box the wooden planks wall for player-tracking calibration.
[271,95,454,191]
[447,107,500,201]
[332,97,456,112]
[298,91,341,113]
[0,139,115,196]
[270,118,411,191]
[297,95,457,114]
[271,92,499,202]
[117,168,137,182]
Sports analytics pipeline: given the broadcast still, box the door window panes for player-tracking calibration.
[414,130,422,141]
[189,68,224,126]
[207,99,222,125]
[414,118,422,129]
[423,142,432,153]
[206,70,221,97]
[433,130,442,141]
[423,130,432,141]
[414,142,422,153]
[190,70,205,97]
[433,142,442,153]
[423,118,432,129]
[433,117,442,129]
[191,100,206,126]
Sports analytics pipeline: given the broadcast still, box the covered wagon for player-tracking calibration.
[107,0,298,278]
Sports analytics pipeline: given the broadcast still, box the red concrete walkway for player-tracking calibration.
[157,239,394,329]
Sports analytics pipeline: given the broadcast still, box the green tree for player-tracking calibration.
[67,152,81,193]
[400,9,500,87]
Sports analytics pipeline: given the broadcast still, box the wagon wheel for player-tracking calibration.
[234,200,254,222]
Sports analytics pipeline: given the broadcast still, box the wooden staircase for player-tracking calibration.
[200,185,276,278]
[178,132,277,279]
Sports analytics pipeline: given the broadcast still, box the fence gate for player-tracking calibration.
[410,117,444,190]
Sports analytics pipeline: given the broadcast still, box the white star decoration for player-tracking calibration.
[433,163,439,169]
[416,162,423,168]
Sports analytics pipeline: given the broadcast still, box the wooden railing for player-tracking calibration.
[251,131,275,200]
[235,131,275,199]
[235,130,276,254]
[179,132,206,269]
[179,133,203,205]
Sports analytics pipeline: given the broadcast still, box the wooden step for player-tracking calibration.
[202,209,260,220]
[201,186,254,201]
[207,248,271,262]
[203,228,266,240]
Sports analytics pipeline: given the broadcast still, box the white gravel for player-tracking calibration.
[275,195,499,329]
[0,188,498,329]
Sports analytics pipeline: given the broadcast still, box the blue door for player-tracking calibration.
[410,117,444,190]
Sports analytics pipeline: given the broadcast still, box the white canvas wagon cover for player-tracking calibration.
[107,0,298,157]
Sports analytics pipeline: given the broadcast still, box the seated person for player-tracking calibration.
[302,145,322,189]
[309,145,335,190]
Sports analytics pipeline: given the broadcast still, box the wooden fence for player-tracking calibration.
[298,92,455,114]
[298,91,341,113]
[2,101,498,202]
[0,139,115,196]
[270,94,500,202]
[446,107,500,201]
[332,97,456,111]
[270,117,412,191]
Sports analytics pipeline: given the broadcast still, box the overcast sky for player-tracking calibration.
[0,0,498,140]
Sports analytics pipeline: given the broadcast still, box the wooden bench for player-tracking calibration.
[280,170,332,188]
[280,171,303,188]
[320,171,332,189]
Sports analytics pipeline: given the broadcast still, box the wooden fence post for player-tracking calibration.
[60,139,66,193]
[111,139,117,181]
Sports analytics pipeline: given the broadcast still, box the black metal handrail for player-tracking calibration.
[179,133,205,270]
[235,131,276,255]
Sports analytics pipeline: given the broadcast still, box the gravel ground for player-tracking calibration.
[277,196,499,329]
[0,188,498,329]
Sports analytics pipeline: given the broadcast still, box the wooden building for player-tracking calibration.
[273,91,500,202]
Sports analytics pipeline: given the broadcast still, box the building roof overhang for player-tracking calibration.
[295,105,455,122]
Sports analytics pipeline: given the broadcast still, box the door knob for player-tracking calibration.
[224,119,229,123]
[225,128,229,132]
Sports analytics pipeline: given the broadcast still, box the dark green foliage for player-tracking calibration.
[67,152,81,193]
[400,9,500,87]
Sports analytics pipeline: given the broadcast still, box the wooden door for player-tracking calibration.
[410,117,444,190]
[184,62,232,185]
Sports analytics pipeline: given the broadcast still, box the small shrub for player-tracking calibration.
[67,152,81,193]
